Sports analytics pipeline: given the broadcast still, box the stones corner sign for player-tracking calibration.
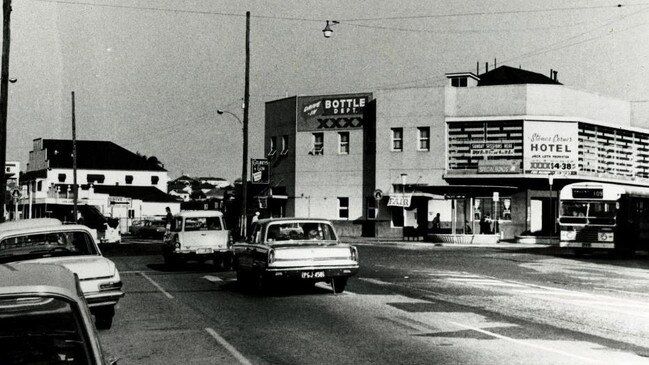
[297,93,372,132]
[523,121,578,175]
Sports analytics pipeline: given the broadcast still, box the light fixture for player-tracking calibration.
[322,20,339,38]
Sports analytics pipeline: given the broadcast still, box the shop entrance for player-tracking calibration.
[530,198,556,235]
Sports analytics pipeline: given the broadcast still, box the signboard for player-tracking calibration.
[492,192,500,202]
[251,159,270,184]
[572,188,603,199]
[387,193,412,207]
[10,188,21,200]
[297,93,372,131]
[477,160,521,174]
[373,189,383,200]
[524,121,578,175]
[470,143,516,156]
[109,196,132,204]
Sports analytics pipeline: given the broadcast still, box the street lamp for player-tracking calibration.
[217,109,246,238]
[322,20,339,38]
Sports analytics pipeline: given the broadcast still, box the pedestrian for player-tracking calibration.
[479,213,492,234]
[251,211,260,224]
[431,213,441,233]
[164,206,174,232]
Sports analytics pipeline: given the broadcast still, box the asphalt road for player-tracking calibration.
[99,238,649,364]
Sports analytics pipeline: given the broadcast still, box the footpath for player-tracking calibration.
[340,236,549,249]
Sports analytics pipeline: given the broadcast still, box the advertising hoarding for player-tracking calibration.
[523,121,578,175]
[297,93,372,131]
[251,159,269,184]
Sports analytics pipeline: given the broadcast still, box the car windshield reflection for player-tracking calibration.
[0,231,97,263]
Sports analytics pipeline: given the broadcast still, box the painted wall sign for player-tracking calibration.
[387,193,412,207]
[523,121,578,175]
[297,93,372,131]
[470,143,516,156]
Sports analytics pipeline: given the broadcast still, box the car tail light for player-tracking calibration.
[268,248,275,264]
[174,236,181,249]
[228,232,234,248]
[350,247,358,262]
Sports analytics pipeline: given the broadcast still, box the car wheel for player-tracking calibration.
[332,277,348,293]
[94,306,115,330]
[164,253,179,267]
[252,272,270,294]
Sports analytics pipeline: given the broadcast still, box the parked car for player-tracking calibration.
[162,210,233,268]
[131,218,166,238]
[128,219,145,236]
[0,218,124,329]
[0,262,118,364]
[233,218,359,293]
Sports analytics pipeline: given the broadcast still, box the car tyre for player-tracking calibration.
[163,253,179,267]
[332,277,348,293]
[94,306,115,330]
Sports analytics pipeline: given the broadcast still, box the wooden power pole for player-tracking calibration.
[0,0,12,222]
[241,11,250,238]
[72,91,78,223]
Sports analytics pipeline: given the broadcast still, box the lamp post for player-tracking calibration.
[217,109,246,237]
[322,20,339,38]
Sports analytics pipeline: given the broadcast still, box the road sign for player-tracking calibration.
[10,188,21,199]
[492,192,500,202]
[373,189,383,200]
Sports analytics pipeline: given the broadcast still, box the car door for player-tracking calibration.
[235,224,262,270]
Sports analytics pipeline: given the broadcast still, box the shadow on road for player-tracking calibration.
[504,245,649,268]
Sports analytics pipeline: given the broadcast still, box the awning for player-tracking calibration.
[390,184,518,198]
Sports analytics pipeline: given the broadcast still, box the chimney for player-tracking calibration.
[553,70,558,82]
[550,69,553,79]
[477,61,479,75]
[486,62,489,72]
[494,58,497,68]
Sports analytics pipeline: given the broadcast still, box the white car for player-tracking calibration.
[162,210,233,269]
[0,218,124,329]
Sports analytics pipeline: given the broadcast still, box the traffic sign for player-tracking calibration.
[373,189,383,200]
[10,188,21,199]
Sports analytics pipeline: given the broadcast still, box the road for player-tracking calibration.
[99,238,649,364]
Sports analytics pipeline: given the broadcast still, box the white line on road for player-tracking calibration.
[205,328,253,365]
[140,272,174,299]
[595,287,649,298]
[203,275,223,282]
[448,321,598,363]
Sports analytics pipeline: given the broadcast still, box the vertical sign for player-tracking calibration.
[524,121,578,175]
[250,159,269,184]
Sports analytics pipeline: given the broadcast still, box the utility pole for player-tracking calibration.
[72,92,78,223]
[0,0,12,222]
[241,11,250,238]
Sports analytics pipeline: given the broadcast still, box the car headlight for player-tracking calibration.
[598,232,613,242]
[99,281,123,291]
[561,230,576,241]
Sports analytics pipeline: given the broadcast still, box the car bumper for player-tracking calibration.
[560,241,614,249]
[84,290,125,308]
[172,249,232,256]
[264,266,359,280]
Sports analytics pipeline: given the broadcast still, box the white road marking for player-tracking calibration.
[140,272,174,299]
[203,275,223,282]
[447,321,598,363]
[205,328,253,365]
[595,287,649,298]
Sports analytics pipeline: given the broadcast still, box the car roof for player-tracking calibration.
[0,263,80,299]
[0,219,96,241]
[0,218,63,232]
[176,210,223,218]
[257,217,333,225]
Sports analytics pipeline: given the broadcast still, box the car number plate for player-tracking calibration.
[196,248,213,254]
[301,271,325,279]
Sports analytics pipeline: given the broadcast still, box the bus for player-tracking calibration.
[559,182,649,255]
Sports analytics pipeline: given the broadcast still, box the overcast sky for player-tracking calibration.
[5,0,649,181]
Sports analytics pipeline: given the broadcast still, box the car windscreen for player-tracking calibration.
[266,222,337,243]
[0,295,93,364]
[0,231,98,263]
[184,217,223,231]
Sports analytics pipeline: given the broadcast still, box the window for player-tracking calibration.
[268,136,277,157]
[125,175,133,184]
[37,181,43,191]
[151,176,159,185]
[311,133,324,155]
[338,197,349,219]
[338,132,349,154]
[418,127,430,151]
[366,197,377,219]
[281,135,289,155]
[86,174,105,184]
[58,173,66,183]
[451,77,467,87]
[391,128,403,151]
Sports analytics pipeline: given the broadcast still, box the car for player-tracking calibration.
[0,218,124,329]
[233,218,359,293]
[0,262,118,364]
[128,219,145,236]
[131,218,166,238]
[162,210,233,268]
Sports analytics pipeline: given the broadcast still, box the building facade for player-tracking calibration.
[265,67,649,239]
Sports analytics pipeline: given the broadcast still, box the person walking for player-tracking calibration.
[431,213,441,233]
[164,207,174,232]
[479,213,492,234]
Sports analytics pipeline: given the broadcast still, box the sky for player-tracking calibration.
[4,0,649,182]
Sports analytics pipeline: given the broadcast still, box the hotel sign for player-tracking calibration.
[297,93,372,131]
[524,121,578,175]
